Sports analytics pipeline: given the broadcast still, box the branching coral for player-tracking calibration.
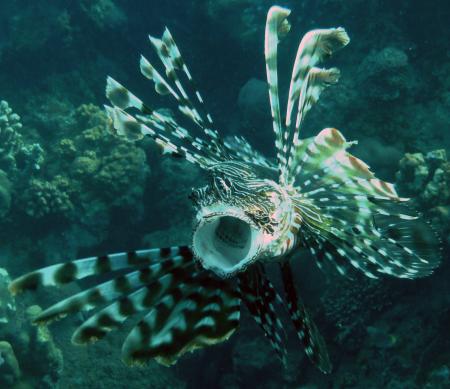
[0,100,44,179]
[0,100,24,174]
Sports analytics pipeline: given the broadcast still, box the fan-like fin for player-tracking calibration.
[161,29,220,141]
[33,256,193,325]
[238,265,287,364]
[223,135,275,169]
[71,265,196,345]
[121,273,240,366]
[106,104,211,167]
[295,183,442,279]
[292,128,376,188]
[10,247,242,366]
[149,30,225,156]
[9,246,192,295]
[105,26,230,168]
[280,262,331,373]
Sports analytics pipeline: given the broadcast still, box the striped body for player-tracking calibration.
[9,5,441,373]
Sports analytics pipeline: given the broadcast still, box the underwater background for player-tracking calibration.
[0,0,449,388]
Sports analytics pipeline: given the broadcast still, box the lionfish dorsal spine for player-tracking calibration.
[264,6,291,184]
[105,25,233,170]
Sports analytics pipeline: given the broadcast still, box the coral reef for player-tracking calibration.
[80,0,126,30]
[0,268,63,388]
[0,171,11,218]
[0,100,43,179]
[11,103,149,241]
[357,47,415,102]
[396,149,450,244]
[0,100,23,174]
[200,0,269,46]
[20,177,74,220]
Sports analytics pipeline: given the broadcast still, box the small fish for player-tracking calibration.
[9,6,441,372]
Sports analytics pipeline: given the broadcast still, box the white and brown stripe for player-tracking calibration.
[282,28,349,183]
[121,274,240,366]
[264,6,291,184]
[9,246,193,294]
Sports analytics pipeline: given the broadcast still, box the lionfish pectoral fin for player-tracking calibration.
[280,262,332,374]
[238,264,288,365]
[121,273,240,366]
[9,246,193,296]
[9,245,241,366]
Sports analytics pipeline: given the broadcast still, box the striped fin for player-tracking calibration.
[280,262,331,373]
[34,257,193,325]
[265,5,291,184]
[223,135,275,169]
[148,36,203,126]
[291,128,375,188]
[286,28,350,129]
[105,104,151,142]
[238,265,287,364]
[134,111,219,162]
[295,187,442,279]
[161,29,219,140]
[286,68,341,177]
[301,232,366,278]
[9,247,242,366]
[281,27,349,183]
[294,68,341,129]
[106,104,211,167]
[140,55,179,97]
[71,270,183,344]
[121,273,240,366]
[8,246,192,294]
[105,76,149,113]
[149,30,225,156]
[105,27,230,169]
[290,129,441,279]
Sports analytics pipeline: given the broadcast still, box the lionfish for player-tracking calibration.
[9,6,441,372]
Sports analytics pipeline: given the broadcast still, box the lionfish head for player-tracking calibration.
[189,162,280,278]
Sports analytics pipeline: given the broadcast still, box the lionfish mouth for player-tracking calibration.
[193,204,266,277]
